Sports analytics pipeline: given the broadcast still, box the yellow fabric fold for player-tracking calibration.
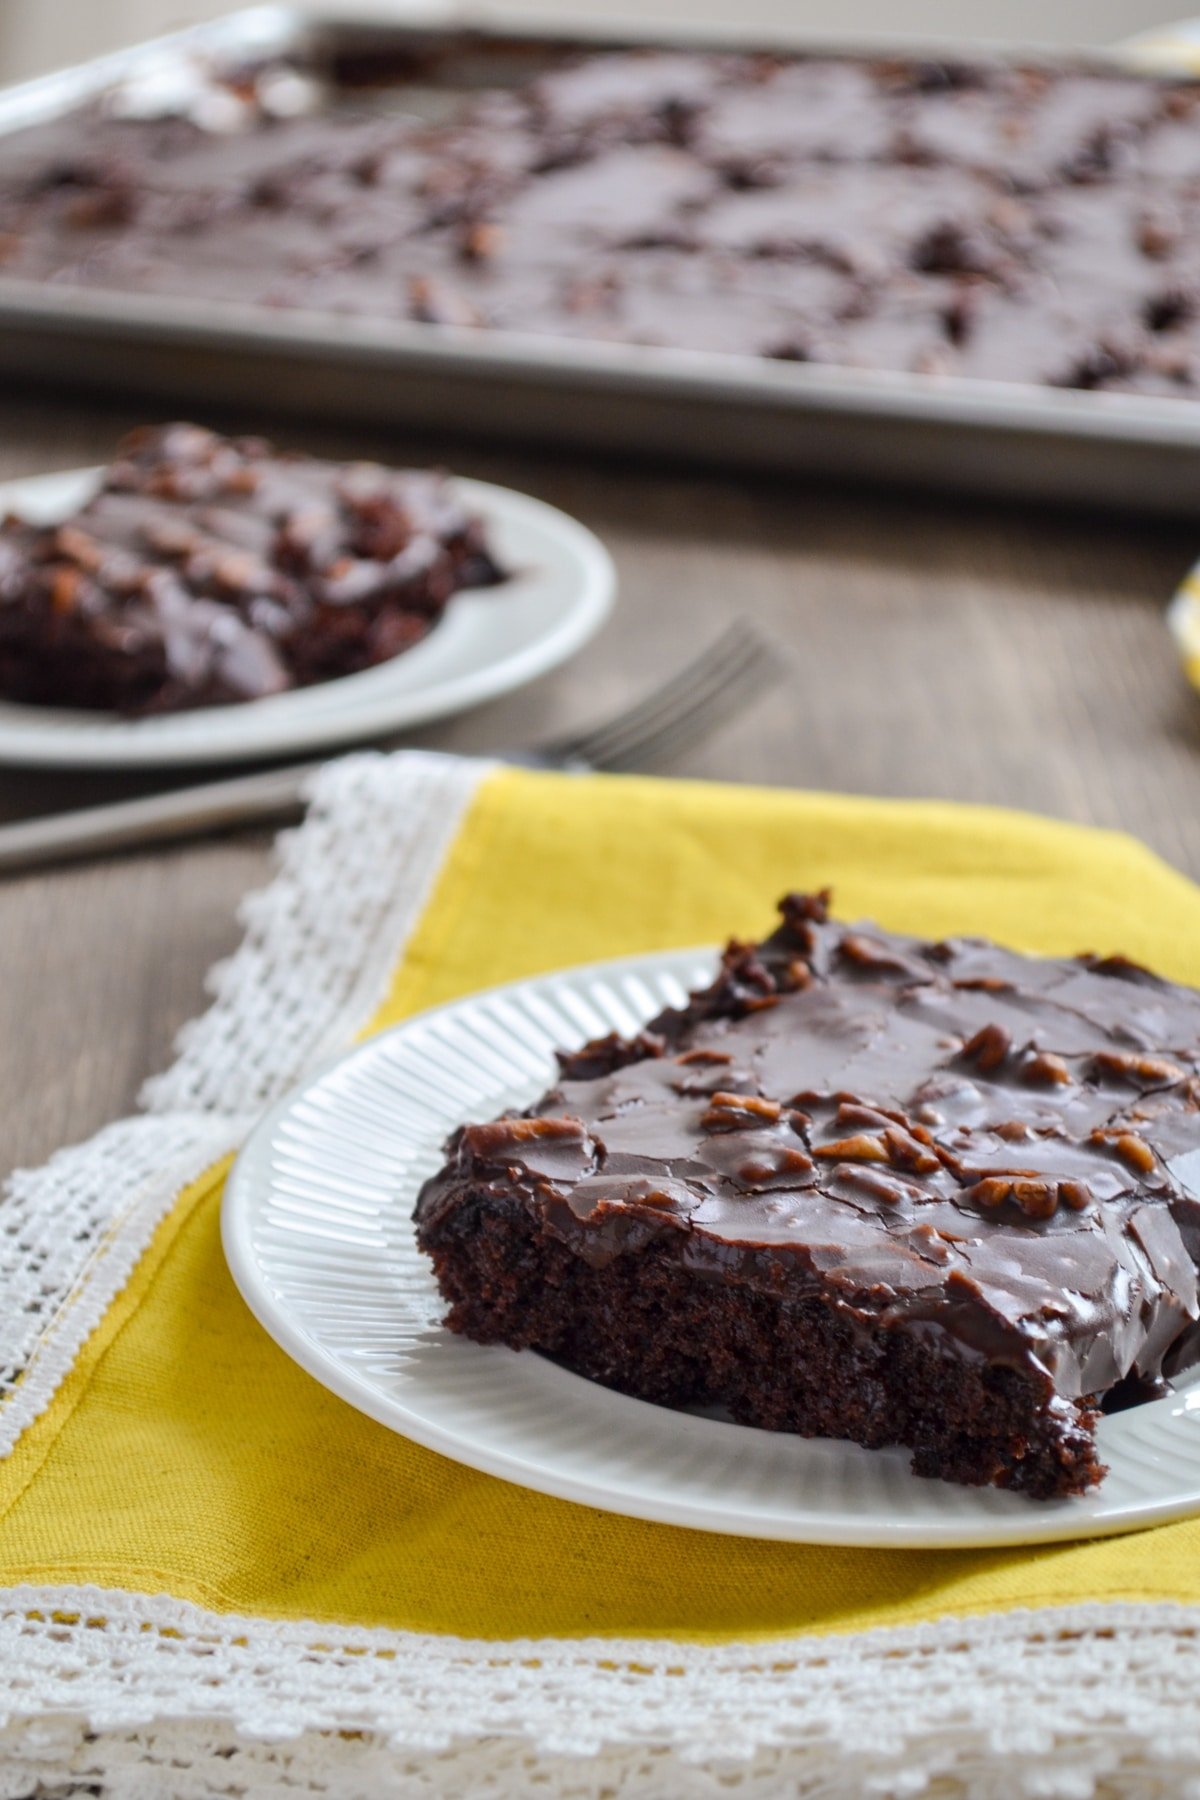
[4,766,1200,1642]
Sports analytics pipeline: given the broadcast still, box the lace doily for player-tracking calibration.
[0,1589,1197,1798]
[2,750,1198,1797]
[0,751,487,1459]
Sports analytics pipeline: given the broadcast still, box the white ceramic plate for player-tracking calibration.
[222,946,1200,1548]
[0,466,614,767]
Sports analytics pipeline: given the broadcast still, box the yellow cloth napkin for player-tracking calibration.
[3,761,1200,1646]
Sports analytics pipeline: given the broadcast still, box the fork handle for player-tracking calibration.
[0,761,320,875]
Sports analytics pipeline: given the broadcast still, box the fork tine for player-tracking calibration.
[589,642,781,773]
[575,633,777,771]
[584,641,772,773]
[538,625,746,767]
[541,625,773,769]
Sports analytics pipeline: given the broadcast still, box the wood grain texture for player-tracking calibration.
[1,385,1199,1177]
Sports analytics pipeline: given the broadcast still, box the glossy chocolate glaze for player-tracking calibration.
[416,894,1200,1411]
[0,422,502,713]
[3,49,1200,394]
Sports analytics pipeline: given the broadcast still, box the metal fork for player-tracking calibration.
[0,624,782,875]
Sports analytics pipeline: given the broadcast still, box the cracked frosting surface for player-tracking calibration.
[4,47,1200,394]
[417,894,1200,1409]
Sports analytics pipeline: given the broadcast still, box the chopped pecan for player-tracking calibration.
[1021,1051,1071,1086]
[834,1101,896,1131]
[637,1189,685,1211]
[774,893,827,959]
[1137,206,1181,261]
[463,1115,588,1159]
[558,1030,665,1080]
[964,1175,1091,1218]
[49,566,82,613]
[881,1126,941,1175]
[65,186,135,230]
[737,1148,815,1185]
[223,465,261,496]
[724,1092,780,1119]
[839,931,911,971]
[969,1176,1014,1209]
[1145,288,1194,333]
[53,525,104,572]
[407,276,482,328]
[211,551,271,597]
[1011,1179,1059,1220]
[911,220,998,277]
[1092,1129,1157,1174]
[1091,1050,1186,1087]
[458,221,505,263]
[835,1100,936,1146]
[701,1092,781,1131]
[1083,952,1163,986]
[832,1164,910,1206]
[779,890,831,931]
[814,1133,888,1162]
[139,515,202,560]
[961,1022,1011,1072]
[698,941,781,1017]
[994,1119,1032,1142]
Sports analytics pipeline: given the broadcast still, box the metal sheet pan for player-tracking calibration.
[1,5,1199,515]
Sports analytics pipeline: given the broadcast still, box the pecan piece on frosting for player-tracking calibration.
[700,1092,782,1131]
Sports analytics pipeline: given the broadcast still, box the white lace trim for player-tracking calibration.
[0,1115,241,1455]
[0,1586,1198,1795]
[3,749,1200,1792]
[140,750,489,1119]
[0,750,490,1456]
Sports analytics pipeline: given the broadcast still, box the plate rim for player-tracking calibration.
[0,467,616,768]
[222,943,1200,1549]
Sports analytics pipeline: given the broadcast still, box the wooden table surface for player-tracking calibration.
[2,0,1200,1185]
[4,390,1199,1181]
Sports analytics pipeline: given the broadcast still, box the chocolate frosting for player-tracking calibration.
[3,47,1200,395]
[416,894,1200,1408]
[0,422,503,713]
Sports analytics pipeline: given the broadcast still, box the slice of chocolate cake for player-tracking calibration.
[416,893,1200,1499]
[0,422,504,714]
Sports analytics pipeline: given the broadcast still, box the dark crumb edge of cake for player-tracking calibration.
[416,1190,1106,1500]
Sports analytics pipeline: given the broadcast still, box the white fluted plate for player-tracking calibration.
[0,466,614,767]
[223,947,1200,1547]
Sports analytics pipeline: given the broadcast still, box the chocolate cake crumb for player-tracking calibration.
[416,894,1200,1498]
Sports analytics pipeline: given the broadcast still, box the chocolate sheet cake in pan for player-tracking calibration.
[3,14,1200,507]
[3,34,1200,396]
[416,895,1200,1499]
